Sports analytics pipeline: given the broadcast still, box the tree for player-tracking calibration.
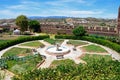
[100,22,106,26]
[28,20,40,32]
[72,26,86,36]
[15,15,28,32]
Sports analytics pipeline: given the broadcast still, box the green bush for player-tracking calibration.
[55,35,120,53]
[12,59,120,80]
[81,36,120,53]
[72,26,86,36]
[55,35,75,39]
[89,34,120,44]
[0,35,49,50]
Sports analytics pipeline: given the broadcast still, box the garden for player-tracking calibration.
[0,28,120,80]
[20,41,44,48]
[0,47,43,74]
[81,44,107,53]
[67,40,88,46]
[12,54,120,80]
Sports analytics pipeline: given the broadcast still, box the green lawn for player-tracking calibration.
[1,47,43,74]
[81,54,112,64]
[2,47,31,57]
[50,59,76,68]
[81,44,107,53]
[0,40,10,43]
[44,38,64,44]
[67,40,88,46]
[20,41,44,48]
[7,54,42,74]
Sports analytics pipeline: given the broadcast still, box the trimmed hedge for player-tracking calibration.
[89,34,120,44]
[55,35,120,53]
[0,35,49,50]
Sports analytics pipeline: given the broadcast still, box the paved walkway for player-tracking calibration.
[98,44,120,60]
[37,40,56,68]
[4,70,14,80]
[38,56,55,69]
[0,45,17,58]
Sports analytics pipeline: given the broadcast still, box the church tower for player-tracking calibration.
[117,6,120,35]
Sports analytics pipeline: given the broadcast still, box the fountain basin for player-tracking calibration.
[46,46,70,56]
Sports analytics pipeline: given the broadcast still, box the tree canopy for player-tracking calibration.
[28,20,40,32]
[100,22,106,26]
[72,26,86,36]
[15,15,28,32]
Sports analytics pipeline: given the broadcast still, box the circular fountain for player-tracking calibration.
[46,43,70,56]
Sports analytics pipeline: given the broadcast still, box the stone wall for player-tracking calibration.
[40,24,117,36]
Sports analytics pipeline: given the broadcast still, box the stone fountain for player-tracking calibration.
[46,43,70,56]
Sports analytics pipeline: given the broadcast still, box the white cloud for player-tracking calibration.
[8,5,25,9]
[0,10,14,15]
[45,0,86,6]
[45,0,97,7]
[61,0,85,3]
[7,1,41,10]
[0,10,19,19]
[0,0,116,19]
[0,8,104,19]
[69,10,103,15]
[21,1,39,5]
[48,9,103,16]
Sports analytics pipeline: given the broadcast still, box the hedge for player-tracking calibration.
[55,35,120,53]
[0,35,49,50]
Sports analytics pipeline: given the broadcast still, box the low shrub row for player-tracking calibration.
[89,34,120,44]
[0,35,49,50]
[55,35,120,53]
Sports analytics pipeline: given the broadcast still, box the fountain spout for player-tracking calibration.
[56,43,60,51]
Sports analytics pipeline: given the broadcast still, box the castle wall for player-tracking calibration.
[40,24,117,36]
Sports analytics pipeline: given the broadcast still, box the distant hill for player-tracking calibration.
[28,16,71,19]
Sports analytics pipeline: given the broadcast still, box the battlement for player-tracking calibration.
[40,24,117,36]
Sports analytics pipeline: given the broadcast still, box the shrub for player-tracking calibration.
[55,35,120,53]
[72,26,86,36]
[0,35,49,50]
[12,59,120,80]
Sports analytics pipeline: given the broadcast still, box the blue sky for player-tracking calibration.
[0,0,119,19]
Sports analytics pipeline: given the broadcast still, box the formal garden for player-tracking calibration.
[0,26,120,80]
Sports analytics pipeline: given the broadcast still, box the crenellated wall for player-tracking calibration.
[40,24,117,36]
